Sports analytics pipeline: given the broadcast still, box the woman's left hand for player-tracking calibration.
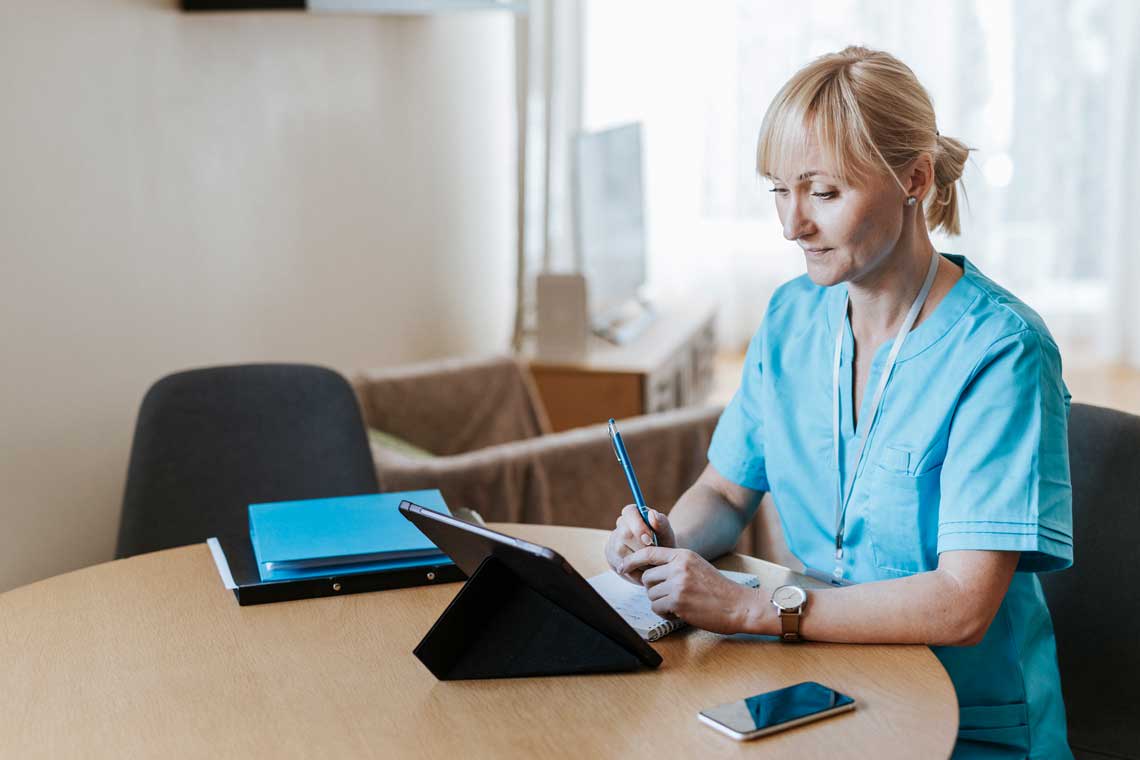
[619,547,769,635]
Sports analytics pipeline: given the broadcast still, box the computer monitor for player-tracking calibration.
[574,122,648,330]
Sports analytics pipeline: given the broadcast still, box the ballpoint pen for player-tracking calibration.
[607,418,658,546]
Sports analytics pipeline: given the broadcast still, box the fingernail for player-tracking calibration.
[641,534,653,545]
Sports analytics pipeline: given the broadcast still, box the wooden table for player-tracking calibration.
[0,524,958,758]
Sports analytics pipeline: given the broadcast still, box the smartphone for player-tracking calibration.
[697,681,855,741]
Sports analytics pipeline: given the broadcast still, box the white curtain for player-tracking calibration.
[573,0,1140,366]
[512,0,583,349]
[1103,0,1140,368]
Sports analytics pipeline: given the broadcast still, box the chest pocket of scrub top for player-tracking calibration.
[866,445,941,576]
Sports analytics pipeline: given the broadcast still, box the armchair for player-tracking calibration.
[352,356,733,543]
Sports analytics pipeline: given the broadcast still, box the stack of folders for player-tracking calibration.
[208,489,466,605]
[249,489,454,582]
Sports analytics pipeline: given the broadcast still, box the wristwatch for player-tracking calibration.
[771,585,808,642]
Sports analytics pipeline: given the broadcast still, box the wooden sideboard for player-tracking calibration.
[522,303,717,431]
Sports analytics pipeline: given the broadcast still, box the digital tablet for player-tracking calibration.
[399,501,662,671]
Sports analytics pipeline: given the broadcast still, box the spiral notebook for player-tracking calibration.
[587,570,761,641]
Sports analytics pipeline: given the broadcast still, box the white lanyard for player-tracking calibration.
[831,249,939,561]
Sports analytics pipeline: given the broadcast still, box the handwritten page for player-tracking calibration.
[588,570,760,641]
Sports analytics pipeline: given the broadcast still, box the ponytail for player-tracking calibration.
[926,133,973,236]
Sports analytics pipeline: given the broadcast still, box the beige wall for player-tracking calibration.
[0,1,517,591]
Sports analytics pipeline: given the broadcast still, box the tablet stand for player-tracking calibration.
[413,555,646,680]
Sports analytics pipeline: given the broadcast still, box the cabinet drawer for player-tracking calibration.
[530,369,643,432]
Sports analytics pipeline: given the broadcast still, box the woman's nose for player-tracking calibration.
[782,197,814,241]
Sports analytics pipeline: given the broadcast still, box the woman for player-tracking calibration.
[606,46,1073,759]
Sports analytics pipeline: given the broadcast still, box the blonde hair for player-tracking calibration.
[756,46,972,236]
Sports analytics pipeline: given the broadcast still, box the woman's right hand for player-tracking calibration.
[605,504,676,585]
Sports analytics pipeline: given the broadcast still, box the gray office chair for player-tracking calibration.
[115,363,379,558]
[1039,403,1140,759]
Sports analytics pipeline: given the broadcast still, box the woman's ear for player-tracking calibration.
[903,152,936,201]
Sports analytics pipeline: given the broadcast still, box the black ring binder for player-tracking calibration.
[214,531,465,606]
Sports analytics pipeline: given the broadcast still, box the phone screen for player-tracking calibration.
[700,681,855,736]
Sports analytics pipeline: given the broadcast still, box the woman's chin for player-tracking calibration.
[803,255,845,287]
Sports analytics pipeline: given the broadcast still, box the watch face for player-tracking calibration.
[773,585,807,610]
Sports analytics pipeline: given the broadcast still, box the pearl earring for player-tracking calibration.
[906,196,917,207]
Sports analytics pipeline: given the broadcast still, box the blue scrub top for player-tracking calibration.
[709,254,1074,759]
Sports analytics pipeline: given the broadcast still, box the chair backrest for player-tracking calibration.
[1039,402,1140,759]
[353,355,552,456]
[116,364,379,558]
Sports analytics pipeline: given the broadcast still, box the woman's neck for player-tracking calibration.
[847,242,940,345]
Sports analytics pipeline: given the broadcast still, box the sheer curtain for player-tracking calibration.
[575,0,1140,366]
[512,0,582,349]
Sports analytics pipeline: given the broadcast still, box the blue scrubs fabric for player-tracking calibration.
[708,254,1074,759]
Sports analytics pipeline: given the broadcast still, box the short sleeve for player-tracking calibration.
[937,329,1073,573]
[708,321,769,491]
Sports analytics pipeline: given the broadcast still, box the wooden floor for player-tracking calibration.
[711,353,1140,416]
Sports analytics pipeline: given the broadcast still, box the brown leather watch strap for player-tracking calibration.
[778,608,803,642]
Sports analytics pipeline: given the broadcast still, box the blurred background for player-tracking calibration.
[2,0,1137,592]
[520,0,1140,433]
[526,0,1140,355]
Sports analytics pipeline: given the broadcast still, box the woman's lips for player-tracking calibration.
[805,248,832,256]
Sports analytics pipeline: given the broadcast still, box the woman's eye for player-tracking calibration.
[812,191,837,199]
[768,188,788,195]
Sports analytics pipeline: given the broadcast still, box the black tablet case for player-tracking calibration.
[413,554,648,679]
[213,531,466,606]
